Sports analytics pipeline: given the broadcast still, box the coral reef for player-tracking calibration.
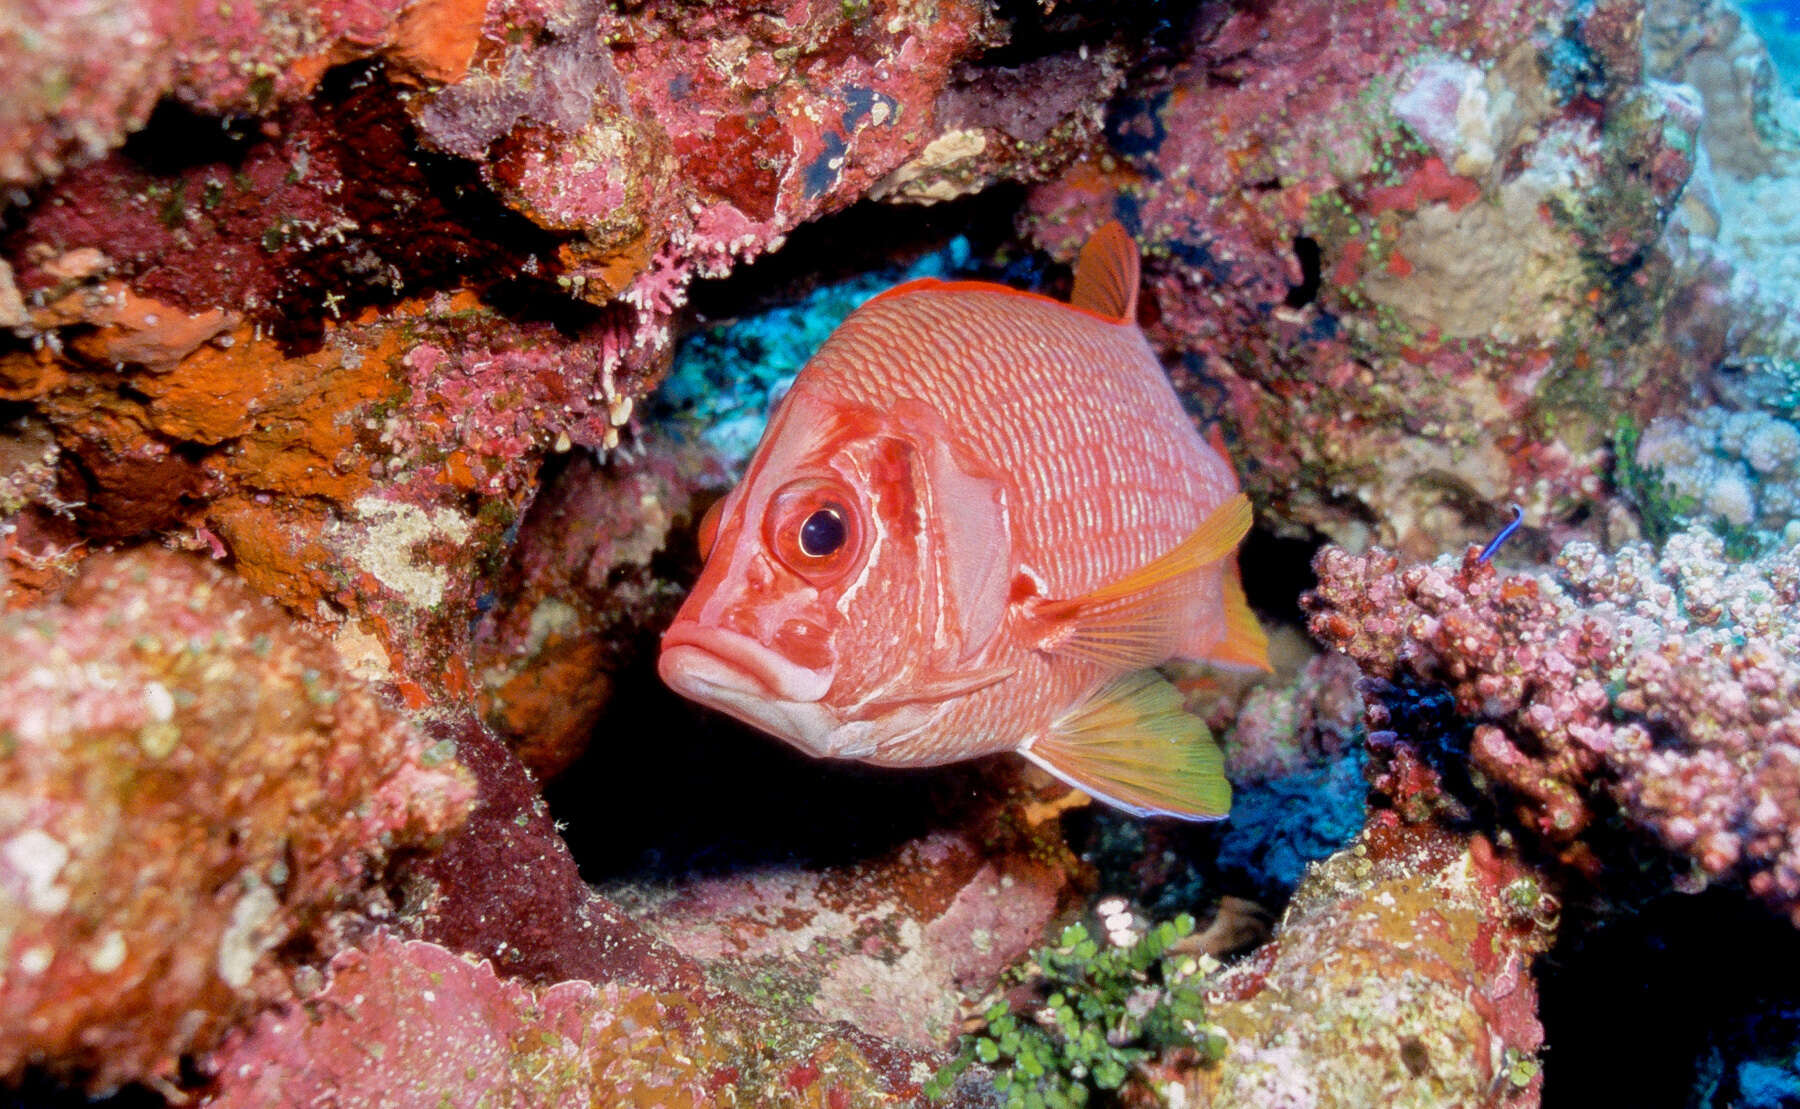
[1142,823,1558,1107]
[205,932,929,1108]
[0,548,473,1090]
[9,0,1800,1100]
[1026,0,1714,557]
[1306,531,1800,923]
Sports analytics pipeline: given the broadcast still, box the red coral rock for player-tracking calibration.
[1307,532,1800,922]
[0,547,474,1091]
[402,712,701,991]
[204,932,930,1107]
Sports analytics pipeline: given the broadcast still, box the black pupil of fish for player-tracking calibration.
[798,506,847,557]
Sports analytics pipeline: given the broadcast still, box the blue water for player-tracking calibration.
[1744,0,1800,93]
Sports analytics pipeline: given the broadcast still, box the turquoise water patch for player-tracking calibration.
[1744,0,1800,94]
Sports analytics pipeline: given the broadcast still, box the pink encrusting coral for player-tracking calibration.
[203,935,718,1107]
[1306,530,1800,922]
[0,0,491,191]
[204,930,935,1108]
[0,548,474,1090]
[1024,0,1712,559]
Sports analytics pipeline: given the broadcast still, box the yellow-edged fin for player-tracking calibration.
[1069,221,1140,322]
[1020,670,1231,820]
[1204,560,1273,672]
[1032,493,1253,668]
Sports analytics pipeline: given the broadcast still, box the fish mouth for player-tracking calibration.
[659,623,851,757]
[659,624,833,705]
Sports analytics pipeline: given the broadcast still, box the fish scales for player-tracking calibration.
[811,290,1230,596]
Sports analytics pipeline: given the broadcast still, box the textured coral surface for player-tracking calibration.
[1151,823,1558,1107]
[206,933,918,1108]
[0,548,473,1089]
[1309,533,1800,920]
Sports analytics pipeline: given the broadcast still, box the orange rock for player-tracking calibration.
[63,288,237,370]
[559,224,661,301]
[0,347,68,400]
[481,628,611,778]
[387,0,489,85]
[202,328,407,503]
[207,496,338,614]
[441,449,481,492]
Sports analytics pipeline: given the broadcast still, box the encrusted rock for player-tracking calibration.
[0,548,474,1091]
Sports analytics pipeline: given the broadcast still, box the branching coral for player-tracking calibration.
[1306,530,1800,922]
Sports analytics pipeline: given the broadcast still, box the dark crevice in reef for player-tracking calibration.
[543,648,992,884]
[982,0,1213,71]
[1,1072,166,1109]
[3,59,572,356]
[1236,527,1318,628]
[119,100,264,175]
[1284,235,1322,308]
[681,183,1036,331]
[1537,888,1800,1107]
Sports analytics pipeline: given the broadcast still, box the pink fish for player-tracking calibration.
[658,223,1269,819]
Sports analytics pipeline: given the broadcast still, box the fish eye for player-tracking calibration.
[765,480,862,582]
[798,506,847,557]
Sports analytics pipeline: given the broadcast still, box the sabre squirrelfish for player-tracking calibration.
[657,222,1270,819]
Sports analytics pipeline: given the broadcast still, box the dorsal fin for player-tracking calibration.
[1068,221,1140,323]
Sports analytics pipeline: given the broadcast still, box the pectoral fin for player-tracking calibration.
[1019,670,1231,821]
[1030,493,1253,669]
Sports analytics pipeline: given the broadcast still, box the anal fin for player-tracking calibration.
[1019,670,1231,821]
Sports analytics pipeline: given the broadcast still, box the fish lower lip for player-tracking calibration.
[659,625,832,704]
